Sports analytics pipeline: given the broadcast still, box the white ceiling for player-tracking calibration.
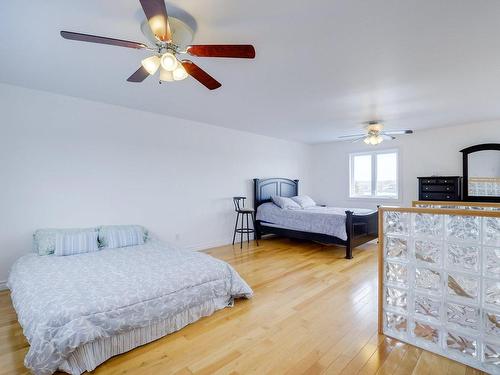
[1,0,500,143]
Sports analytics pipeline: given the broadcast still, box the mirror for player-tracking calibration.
[462,144,500,202]
[468,151,500,197]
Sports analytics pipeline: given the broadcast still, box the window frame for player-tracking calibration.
[348,148,400,201]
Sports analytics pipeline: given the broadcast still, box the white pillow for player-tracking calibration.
[271,196,301,210]
[291,195,316,208]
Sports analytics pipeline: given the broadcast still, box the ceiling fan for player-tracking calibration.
[338,121,413,145]
[60,0,255,90]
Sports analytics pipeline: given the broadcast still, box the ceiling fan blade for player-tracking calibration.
[139,0,171,42]
[186,45,256,58]
[338,134,366,140]
[126,66,150,82]
[350,137,367,143]
[60,31,148,49]
[381,134,396,141]
[181,60,221,90]
[382,129,413,135]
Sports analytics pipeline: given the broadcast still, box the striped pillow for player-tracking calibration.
[98,225,146,249]
[54,231,99,256]
[33,227,98,256]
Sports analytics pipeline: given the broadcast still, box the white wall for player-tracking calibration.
[0,83,311,285]
[310,121,500,209]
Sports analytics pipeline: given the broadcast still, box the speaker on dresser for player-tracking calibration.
[417,176,462,201]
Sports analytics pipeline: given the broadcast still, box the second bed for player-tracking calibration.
[254,178,378,258]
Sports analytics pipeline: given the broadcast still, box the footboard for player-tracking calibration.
[345,210,379,259]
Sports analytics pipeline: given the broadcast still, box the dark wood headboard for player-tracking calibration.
[253,178,299,209]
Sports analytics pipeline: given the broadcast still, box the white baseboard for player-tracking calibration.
[0,280,7,291]
[184,239,231,252]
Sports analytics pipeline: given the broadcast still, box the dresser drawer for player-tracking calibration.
[420,178,437,184]
[420,192,458,200]
[436,178,456,184]
[422,184,455,192]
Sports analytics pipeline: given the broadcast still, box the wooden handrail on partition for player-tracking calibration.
[469,176,500,183]
[382,205,500,217]
[377,209,384,334]
[412,200,500,209]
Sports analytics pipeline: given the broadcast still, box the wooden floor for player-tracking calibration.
[0,238,486,375]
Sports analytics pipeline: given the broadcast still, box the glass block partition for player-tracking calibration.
[379,207,500,374]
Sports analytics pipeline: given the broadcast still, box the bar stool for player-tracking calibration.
[232,197,259,249]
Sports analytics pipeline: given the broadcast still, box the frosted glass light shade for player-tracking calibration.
[141,55,160,75]
[160,52,178,71]
[159,67,174,82]
[173,63,188,80]
[365,135,384,145]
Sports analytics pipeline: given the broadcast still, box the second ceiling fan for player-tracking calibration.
[338,121,413,145]
[61,0,255,90]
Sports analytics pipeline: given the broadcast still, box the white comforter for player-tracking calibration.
[256,202,376,240]
[7,241,253,375]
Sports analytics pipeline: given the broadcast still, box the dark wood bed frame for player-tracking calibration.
[253,178,378,259]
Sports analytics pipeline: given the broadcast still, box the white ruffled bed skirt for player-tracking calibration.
[58,296,232,375]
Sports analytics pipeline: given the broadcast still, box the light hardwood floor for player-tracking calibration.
[0,238,486,374]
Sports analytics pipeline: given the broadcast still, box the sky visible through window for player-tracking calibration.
[351,151,398,198]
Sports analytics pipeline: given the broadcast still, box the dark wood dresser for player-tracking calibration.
[417,176,462,201]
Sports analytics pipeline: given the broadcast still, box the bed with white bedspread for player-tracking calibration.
[253,178,379,259]
[8,240,252,375]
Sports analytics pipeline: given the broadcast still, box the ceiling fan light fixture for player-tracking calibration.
[367,122,383,132]
[339,120,413,143]
[141,55,160,75]
[161,52,178,71]
[159,66,174,82]
[365,135,383,145]
[173,63,188,80]
[59,1,256,89]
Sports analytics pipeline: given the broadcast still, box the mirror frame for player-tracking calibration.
[461,143,500,202]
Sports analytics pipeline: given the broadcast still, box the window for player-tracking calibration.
[349,150,399,199]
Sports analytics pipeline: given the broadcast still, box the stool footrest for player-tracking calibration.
[235,229,256,233]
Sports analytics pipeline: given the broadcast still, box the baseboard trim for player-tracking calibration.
[0,280,7,291]
[182,235,260,253]
[185,239,232,252]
